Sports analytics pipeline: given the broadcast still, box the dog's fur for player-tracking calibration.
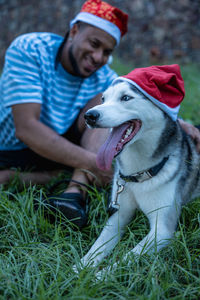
[81,80,200,268]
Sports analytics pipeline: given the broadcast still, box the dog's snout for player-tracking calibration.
[84,110,100,127]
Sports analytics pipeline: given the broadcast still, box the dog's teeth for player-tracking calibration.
[125,127,133,138]
[121,126,134,142]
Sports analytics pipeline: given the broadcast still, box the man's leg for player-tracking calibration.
[0,147,65,185]
[0,169,61,185]
[65,94,111,194]
[65,127,110,195]
[37,95,111,228]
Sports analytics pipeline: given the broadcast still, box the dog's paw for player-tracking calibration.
[80,253,99,269]
[72,262,85,274]
[95,266,113,281]
[72,256,95,275]
[72,263,80,275]
[94,263,118,281]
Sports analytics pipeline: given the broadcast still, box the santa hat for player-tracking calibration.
[70,0,128,45]
[115,64,185,121]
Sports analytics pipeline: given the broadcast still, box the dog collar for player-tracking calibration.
[119,156,169,183]
[107,157,169,214]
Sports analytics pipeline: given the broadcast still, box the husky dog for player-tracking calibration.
[81,65,200,268]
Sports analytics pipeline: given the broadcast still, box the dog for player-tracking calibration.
[80,65,200,270]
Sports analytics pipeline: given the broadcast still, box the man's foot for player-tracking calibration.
[42,192,88,228]
[38,171,91,229]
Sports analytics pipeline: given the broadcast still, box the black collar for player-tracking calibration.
[119,157,169,183]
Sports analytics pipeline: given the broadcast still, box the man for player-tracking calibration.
[0,0,128,227]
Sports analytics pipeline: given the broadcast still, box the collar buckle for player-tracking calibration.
[109,178,126,210]
[119,157,169,183]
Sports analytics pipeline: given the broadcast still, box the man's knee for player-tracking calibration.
[77,94,102,132]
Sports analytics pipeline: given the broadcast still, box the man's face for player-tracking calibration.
[61,24,116,78]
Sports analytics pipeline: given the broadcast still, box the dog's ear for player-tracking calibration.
[129,85,148,99]
[111,79,124,86]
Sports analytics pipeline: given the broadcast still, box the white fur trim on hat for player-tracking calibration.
[114,77,180,121]
[70,12,121,45]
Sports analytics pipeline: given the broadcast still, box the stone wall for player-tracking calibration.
[0,0,200,68]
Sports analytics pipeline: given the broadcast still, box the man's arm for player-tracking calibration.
[178,119,200,152]
[12,103,98,172]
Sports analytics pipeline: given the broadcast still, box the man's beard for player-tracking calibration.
[68,45,84,77]
[68,45,97,78]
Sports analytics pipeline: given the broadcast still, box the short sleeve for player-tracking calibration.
[1,45,43,107]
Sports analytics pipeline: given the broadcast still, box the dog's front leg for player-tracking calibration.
[81,191,136,268]
[124,206,177,261]
[81,212,121,267]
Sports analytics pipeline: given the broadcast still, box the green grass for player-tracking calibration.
[0,61,200,299]
[179,64,200,124]
[0,181,200,299]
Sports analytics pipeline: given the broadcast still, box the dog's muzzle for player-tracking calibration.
[84,110,100,127]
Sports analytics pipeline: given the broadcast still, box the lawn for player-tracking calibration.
[0,60,200,299]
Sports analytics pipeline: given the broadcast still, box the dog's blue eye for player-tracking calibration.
[121,95,132,101]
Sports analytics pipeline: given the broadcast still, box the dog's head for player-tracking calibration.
[84,80,165,170]
[85,79,165,128]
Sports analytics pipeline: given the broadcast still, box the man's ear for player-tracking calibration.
[69,24,79,39]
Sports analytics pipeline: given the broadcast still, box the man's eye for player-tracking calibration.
[104,50,112,57]
[90,41,99,48]
[121,95,133,101]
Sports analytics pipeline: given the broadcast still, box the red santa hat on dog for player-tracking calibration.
[115,64,185,121]
[70,0,128,45]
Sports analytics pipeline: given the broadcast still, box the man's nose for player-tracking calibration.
[92,49,104,64]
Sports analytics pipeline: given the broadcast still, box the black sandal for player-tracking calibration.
[35,179,91,229]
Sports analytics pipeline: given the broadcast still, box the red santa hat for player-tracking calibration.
[70,0,128,45]
[115,64,185,121]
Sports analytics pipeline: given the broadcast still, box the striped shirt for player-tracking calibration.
[0,32,117,150]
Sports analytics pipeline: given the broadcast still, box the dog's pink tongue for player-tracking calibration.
[96,123,130,171]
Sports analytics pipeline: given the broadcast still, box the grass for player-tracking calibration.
[0,60,200,299]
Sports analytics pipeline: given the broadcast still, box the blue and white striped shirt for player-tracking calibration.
[0,32,117,150]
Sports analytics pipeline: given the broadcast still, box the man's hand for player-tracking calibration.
[178,119,200,152]
[84,159,113,187]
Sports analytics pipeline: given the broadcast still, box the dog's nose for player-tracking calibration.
[84,110,100,127]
